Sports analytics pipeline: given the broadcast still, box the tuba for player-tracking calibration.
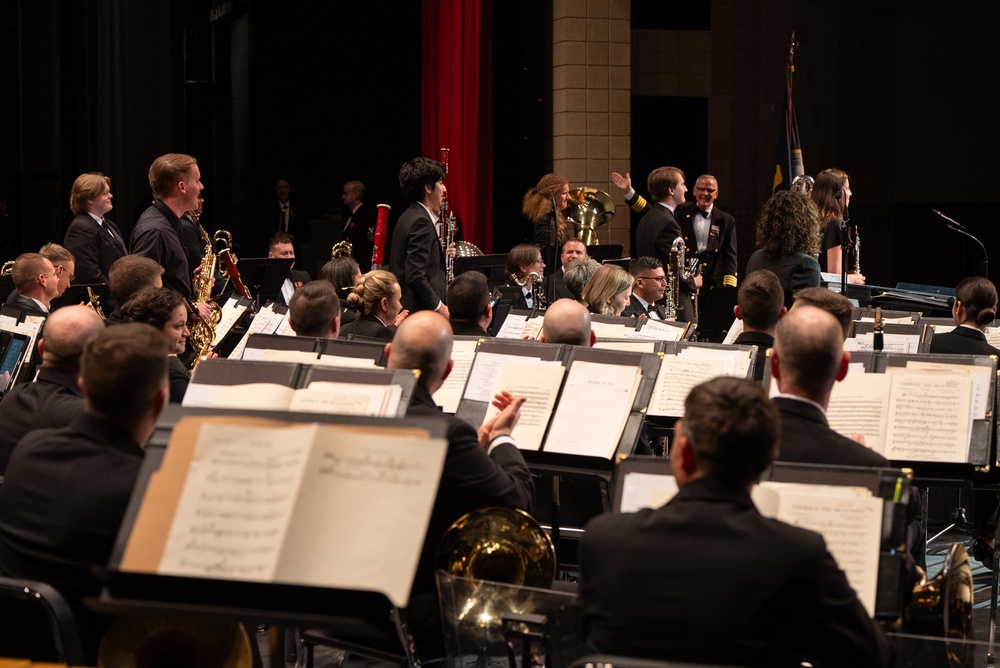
[903,542,974,667]
[564,187,615,246]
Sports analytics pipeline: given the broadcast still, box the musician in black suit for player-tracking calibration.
[0,305,104,474]
[447,270,492,337]
[7,252,59,315]
[502,243,546,312]
[340,180,376,272]
[268,232,311,306]
[62,173,127,308]
[928,276,1000,566]
[730,269,786,351]
[580,376,890,667]
[340,269,406,341]
[631,167,698,321]
[388,157,450,317]
[385,311,533,659]
[791,287,854,339]
[620,256,667,319]
[675,175,738,290]
[744,190,822,308]
[288,281,341,340]
[545,239,586,304]
[0,323,168,663]
[273,176,313,256]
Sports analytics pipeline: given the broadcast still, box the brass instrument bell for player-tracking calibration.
[564,187,615,246]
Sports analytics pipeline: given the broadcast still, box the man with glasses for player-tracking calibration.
[621,256,667,319]
[39,242,76,300]
[6,253,60,314]
[676,174,738,295]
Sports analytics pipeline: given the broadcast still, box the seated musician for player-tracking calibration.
[384,311,533,660]
[6,252,60,315]
[106,255,164,324]
[287,280,341,340]
[730,268,786,349]
[269,232,311,306]
[504,243,546,311]
[620,256,667,320]
[563,256,601,304]
[581,263,633,317]
[447,270,493,337]
[546,238,587,303]
[579,376,890,667]
[339,269,407,340]
[791,286,854,339]
[119,286,194,403]
[540,298,595,347]
[317,255,362,327]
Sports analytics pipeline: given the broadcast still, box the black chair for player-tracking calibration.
[0,575,85,664]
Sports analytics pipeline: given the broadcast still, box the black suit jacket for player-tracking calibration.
[340,312,394,340]
[388,203,448,313]
[131,200,193,298]
[929,326,1000,356]
[405,383,534,657]
[620,294,666,320]
[635,203,696,321]
[62,214,127,287]
[0,366,83,474]
[774,396,890,467]
[675,202,738,289]
[545,267,574,303]
[449,321,490,337]
[5,291,47,316]
[273,199,313,246]
[745,249,821,308]
[580,476,889,667]
[732,330,774,348]
[341,203,377,272]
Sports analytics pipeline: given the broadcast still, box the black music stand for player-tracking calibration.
[694,286,737,343]
[232,257,293,305]
[587,244,623,263]
[453,254,508,289]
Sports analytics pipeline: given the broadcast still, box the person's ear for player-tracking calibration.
[835,351,851,382]
[770,349,781,381]
[441,359,454,383]
[383,342,392,361]
[733,305,742,321]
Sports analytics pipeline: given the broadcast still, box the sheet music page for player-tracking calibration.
[618,471,678,513]
[543,361,640,458]
[158,422,318,580]
[495,313,528,339]
[432,339,478,413]
[900,361,992,419]
[883,372,972,462]
[481,360,566,451]
[647,355,727,417]
[594,340,658,353]
[231,305,276,359]
[242,348,319,364]
[315,354,379,368]
[826,372,893,454]
[272,310,295,336]
[753,482,882,616]
[520,318,543,340]
[464,351,549,403]
[183,382,297,410]
[274,428,448,607]
[678,346,743,377]
[211,298,249,347]
[592,320,638,340]
[846,332,919,354]
[721,318,743,345]
[933,324,956,335]
[986,328,1000,347]
[624,318,685,342]
[290,381,392,416]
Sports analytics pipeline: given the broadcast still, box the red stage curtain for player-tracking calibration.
[421,0,493,252]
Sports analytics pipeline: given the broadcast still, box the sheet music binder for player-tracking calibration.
[299,366,419,418]
[611,457,911,621]
[848,322,933,353]
[97,406,449,628]
[319,338,388,366]
[244,333,324,356]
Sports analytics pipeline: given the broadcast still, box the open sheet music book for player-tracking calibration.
[230,303,288,359]
[182,381,403,417]
[211,296,252,348]
[494,312,543,340]
[845,333,921,354]
[432,338,480,413]
[615,470,881,617]
[647,346,753,417]
[118,416,447,607]
[826,362,985,462]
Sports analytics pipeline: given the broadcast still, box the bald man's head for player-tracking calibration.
[772,305,847,400]
[39,304,106,370]
[541,298,594,347]
[385,311,453,390]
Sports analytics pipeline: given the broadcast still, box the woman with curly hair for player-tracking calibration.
[745,190,822,307]
[523,173,572,269]
[811,167,864,284]
[120,286,193,402]
[581,263,633,316]
[339,269,408,340]
[318,256,362,327]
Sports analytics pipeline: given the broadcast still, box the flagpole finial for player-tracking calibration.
[787,31,799,74]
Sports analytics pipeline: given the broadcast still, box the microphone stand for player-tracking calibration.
[933,210,989,278]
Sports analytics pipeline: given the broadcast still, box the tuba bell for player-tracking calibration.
[97,615,255,668]
[564,188,615,246]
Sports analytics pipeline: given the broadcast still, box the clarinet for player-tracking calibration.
[439,148,456,283]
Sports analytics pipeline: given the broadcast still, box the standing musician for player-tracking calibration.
[339,180,376,272]
[675,174,739,293]
[388,157,450,318]
[812,167,864,285]
[62,172,127,308]
[523,173,571,271]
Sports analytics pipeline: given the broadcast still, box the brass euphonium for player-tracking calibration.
[511,271,546,312]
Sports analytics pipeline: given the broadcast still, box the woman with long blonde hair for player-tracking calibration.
[581,264,633,316]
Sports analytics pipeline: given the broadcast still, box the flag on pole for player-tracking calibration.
[773,32,804,192]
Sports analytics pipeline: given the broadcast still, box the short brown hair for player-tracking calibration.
[289,281,340,337]
[506,243,542,280]
[680,377,779,486]
[647,166,684,202]
[11,253,52,292]
[447,271,490,324]
[109,255,164,306]
[738,270,784,331]
[69,172,110,215]
[269,232,294,252]
[148,153,198,200]
[39,242,74,266]
[791,287,853,338]
[82,322,167,427]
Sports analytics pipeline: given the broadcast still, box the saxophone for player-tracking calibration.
[189,222,222,363]
[665,236,689,320]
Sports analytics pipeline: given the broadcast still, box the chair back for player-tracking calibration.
[0,575,85,664]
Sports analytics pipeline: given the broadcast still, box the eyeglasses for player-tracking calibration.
[637,275,667,283]
[56,265,75,281]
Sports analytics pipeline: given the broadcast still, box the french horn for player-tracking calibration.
[564,187,615,246]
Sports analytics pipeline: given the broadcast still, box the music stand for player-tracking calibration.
[695,286,737,343]
[586,245,622,263]
[453,254,508,289]
[231,258,293,305]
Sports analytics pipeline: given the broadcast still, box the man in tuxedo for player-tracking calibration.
[340,180,376,272]
[273,176,313,258]
[545,239,587,303]
[7,252,60,314]
[62,172,127,309]
[447,270,492,337]
[620,256,667,319]
[632,166,698,321]
[675,175,738,293]
[0,323,168,662]
[771,305,887,467]
[288,281,341,340]
[580,375,890,667]
[268,232,311,306]
[388,157,450,318]
[0,305,104,473]
[731,269,785,349]
[385,311,532,659]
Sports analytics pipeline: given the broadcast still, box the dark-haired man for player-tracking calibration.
[288,281,341,340]
[732,269,786,349]
[447,271,492,337]
[580,375,889,667]
[269,232,311,306]
[621,256,667,319]
[106,255,164,323]
[388,157,450,318]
